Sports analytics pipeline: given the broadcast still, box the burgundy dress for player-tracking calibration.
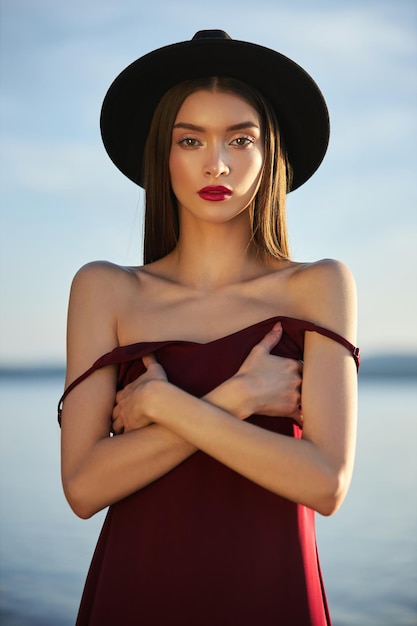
[58,316,360,626]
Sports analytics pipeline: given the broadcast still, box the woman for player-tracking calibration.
[59,30,359,626]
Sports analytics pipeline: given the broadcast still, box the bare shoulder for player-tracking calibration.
[292,258,356,293]
[70,260,146,309]
[66,261,143,372]
[291,259,357,341]
[71,260,138,292]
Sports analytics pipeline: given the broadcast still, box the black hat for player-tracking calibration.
[100,30,330,191]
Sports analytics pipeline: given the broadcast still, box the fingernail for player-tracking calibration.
[272,322,282,331]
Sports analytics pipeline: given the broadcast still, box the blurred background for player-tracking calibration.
[0,1,416,625]
[0,0,416,363]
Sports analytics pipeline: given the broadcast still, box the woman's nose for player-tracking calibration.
[204,146,230,178]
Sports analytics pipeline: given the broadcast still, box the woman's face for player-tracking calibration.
[169,89,264,226]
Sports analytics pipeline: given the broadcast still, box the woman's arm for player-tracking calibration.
[61,263,302,519]
[61,263,198,519]
[114,259,358,517]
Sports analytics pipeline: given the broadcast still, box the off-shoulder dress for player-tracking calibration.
[58,316,360,626]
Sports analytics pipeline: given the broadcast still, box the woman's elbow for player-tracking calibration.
[62,475,98,520]
[316,468,351,516]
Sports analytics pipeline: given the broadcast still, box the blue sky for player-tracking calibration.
[0,0,416,364]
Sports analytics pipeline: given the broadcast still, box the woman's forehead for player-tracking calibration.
[174,90,261,129]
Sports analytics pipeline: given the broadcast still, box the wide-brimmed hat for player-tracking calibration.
[100,29,330,191]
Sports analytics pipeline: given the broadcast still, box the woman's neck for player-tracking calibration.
[161,221,268,291]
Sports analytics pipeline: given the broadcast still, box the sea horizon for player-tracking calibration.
[1,352,416,379]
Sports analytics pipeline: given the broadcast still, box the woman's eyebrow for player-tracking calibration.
[173,122,205,132]
[173,121,260,132]
[227,121,260,131]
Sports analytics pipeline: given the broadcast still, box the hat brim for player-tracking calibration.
[100,36,330,191]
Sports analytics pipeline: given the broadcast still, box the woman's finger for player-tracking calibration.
[142,352,157,369]
[256,322,283,353]
[111,413,123,435]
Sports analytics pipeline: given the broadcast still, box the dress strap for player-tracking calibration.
[57,350,121,425]
[57,340,166,424]
[294,318,360,369]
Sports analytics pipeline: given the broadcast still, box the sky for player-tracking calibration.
[0,0,416,365]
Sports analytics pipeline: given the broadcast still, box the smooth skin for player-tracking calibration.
[61,90,357,520]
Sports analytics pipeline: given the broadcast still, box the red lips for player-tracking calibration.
[198,186,233,202]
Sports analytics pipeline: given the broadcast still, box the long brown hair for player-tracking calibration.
[142,76,293,264]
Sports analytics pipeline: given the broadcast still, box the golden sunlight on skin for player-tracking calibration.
[169,90,264,228]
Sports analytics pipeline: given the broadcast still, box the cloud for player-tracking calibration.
[1,0,416,361]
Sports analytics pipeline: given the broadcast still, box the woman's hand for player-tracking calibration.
[111,354,167,434]
[112,321,302,435]
[233,322,303,423]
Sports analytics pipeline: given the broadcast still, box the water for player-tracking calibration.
[316,380,417,626]
[0,377,416,626]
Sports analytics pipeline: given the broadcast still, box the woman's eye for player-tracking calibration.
[178,137,201,148]
[230,136,254,147]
